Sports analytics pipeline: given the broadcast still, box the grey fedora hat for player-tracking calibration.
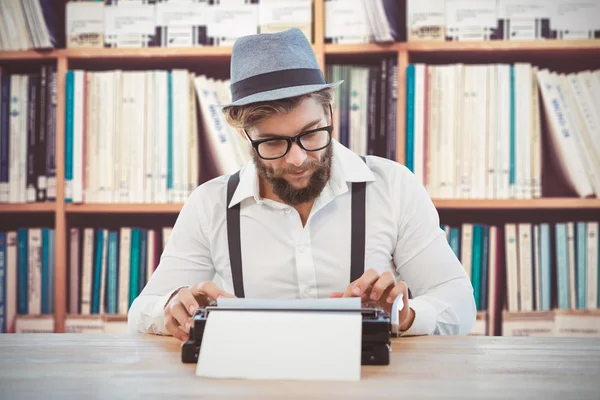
[223,28,343,107]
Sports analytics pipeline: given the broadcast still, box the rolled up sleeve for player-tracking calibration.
[127,188,217,335]
[393,167,476,336]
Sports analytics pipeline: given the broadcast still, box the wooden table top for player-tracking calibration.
[0,334,599,399]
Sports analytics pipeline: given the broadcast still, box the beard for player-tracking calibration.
[252,144,333,206]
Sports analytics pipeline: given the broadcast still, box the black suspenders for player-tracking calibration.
[226,156,367,298]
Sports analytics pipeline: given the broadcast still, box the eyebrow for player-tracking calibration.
[255,118,323,139]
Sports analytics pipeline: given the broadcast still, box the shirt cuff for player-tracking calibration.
[150,286,188,336]
[400,296,437,337]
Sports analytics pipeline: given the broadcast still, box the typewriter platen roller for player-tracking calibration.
[181,304,397,366]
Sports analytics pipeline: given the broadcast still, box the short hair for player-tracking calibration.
[222,87,334,131]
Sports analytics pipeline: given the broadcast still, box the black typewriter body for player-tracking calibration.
[181,306,393,366]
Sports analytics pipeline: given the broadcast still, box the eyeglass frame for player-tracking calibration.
[243,104,334,160]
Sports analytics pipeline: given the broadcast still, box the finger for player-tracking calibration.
[191,282,236,303]
[169,302,192,333]
[329,292,344,298]
[346,268,380,297]
[165,317,189,342]
[369,272,396,301]
[178,287,201,316]
[386,281,408,305]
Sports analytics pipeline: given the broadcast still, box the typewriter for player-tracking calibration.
[181,300,401,366]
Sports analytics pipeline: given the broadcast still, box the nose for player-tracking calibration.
[284,142,307,167]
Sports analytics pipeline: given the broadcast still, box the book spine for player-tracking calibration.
[0,71,9,202]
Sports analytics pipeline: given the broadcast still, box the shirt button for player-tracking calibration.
[299,246,307,253]
[284,209,292,214]
[304,287,311,295]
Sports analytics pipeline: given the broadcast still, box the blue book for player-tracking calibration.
[480,225,490,311]
[555,224,569,309]
[576,222,587,309]
[471,225,483,311]
[449,227,460,259]
[405,64,415,172]
[107,231,118,314]
[17,228,28,315]
[138,229,147,295]
[129,228,141,307]
[539,224,551,311]
[65,71,74,203]
[41,228,50,314]
[92,229,104,314]
[0,232,6,333]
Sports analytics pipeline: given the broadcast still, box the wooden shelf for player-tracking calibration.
[0,203,56,213]
[324,43,404,55]
[0,49,59,61]
[65,203,184,214]
[60,46,234,60]
[433,198,600,210]
[408,39,600,54]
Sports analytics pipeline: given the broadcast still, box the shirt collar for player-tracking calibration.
[227,139,375,208]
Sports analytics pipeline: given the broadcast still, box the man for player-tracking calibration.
[128,28,476,341]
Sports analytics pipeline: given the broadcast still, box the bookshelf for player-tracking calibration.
[1,0,599,335]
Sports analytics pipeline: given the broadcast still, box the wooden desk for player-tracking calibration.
[0,334,599,399]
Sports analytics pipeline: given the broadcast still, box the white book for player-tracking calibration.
[515,64,533,199]
[581,71,600,112]
[69,228,80,314]
[325,0,369,44]
[452,64,463,199]
[118,72,134,203]
[533,224,541,310]
[496,65,511,199]
[473,65,488,199]
[427,66,441,198]
[566,222,577,309]
[460,223,473,279]
[504,223,520,312]
[486,65,497,199]
[194,75,242,176]
[445,0,498,41]
[145,71,155,203]
[118,227,131,315]
[459,66,473,199]
[207,1,258,46]
[155,71,169,203]
[84,71,94,203]
[407,0,445,41]
[531,67,542,198]
[552,1,600,39]
[81,228,94,315]
[5,231,17,332]
[536,69,594,198]
[258,0,311,42]
[147,229,156,283]
[571,72,600,175]
[498,0,553,40]
[517,223,533,312]
[587,223,598,309]
[559,74,600,196]
[8,75,21,203]
[112,70,123,202]
[27,228,42,315]
[188,72,199,197]
[65,0,105,48]
[72,70,85,204]
[133,72,147,203]
[413,64,426,188]
[174,69,190,202]
[442,65,458,198]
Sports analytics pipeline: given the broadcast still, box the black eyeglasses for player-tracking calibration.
[243,104,333,160]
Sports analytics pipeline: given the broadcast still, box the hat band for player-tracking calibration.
[230,68,326,103]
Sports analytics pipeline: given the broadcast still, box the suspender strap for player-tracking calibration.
[350,156,367,282]
[227,155,369,296]
[226,171,245,298]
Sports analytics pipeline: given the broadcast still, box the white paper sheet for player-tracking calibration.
[196,298,362,381]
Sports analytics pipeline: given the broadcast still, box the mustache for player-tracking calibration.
[270,160,323,177]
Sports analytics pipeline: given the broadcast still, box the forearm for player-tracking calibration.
[400,275,476,336]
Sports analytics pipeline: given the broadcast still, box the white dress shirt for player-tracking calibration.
[128,140,476,336]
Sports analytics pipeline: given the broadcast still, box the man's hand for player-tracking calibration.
[164,282,235,341]
[329,268,415,332]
